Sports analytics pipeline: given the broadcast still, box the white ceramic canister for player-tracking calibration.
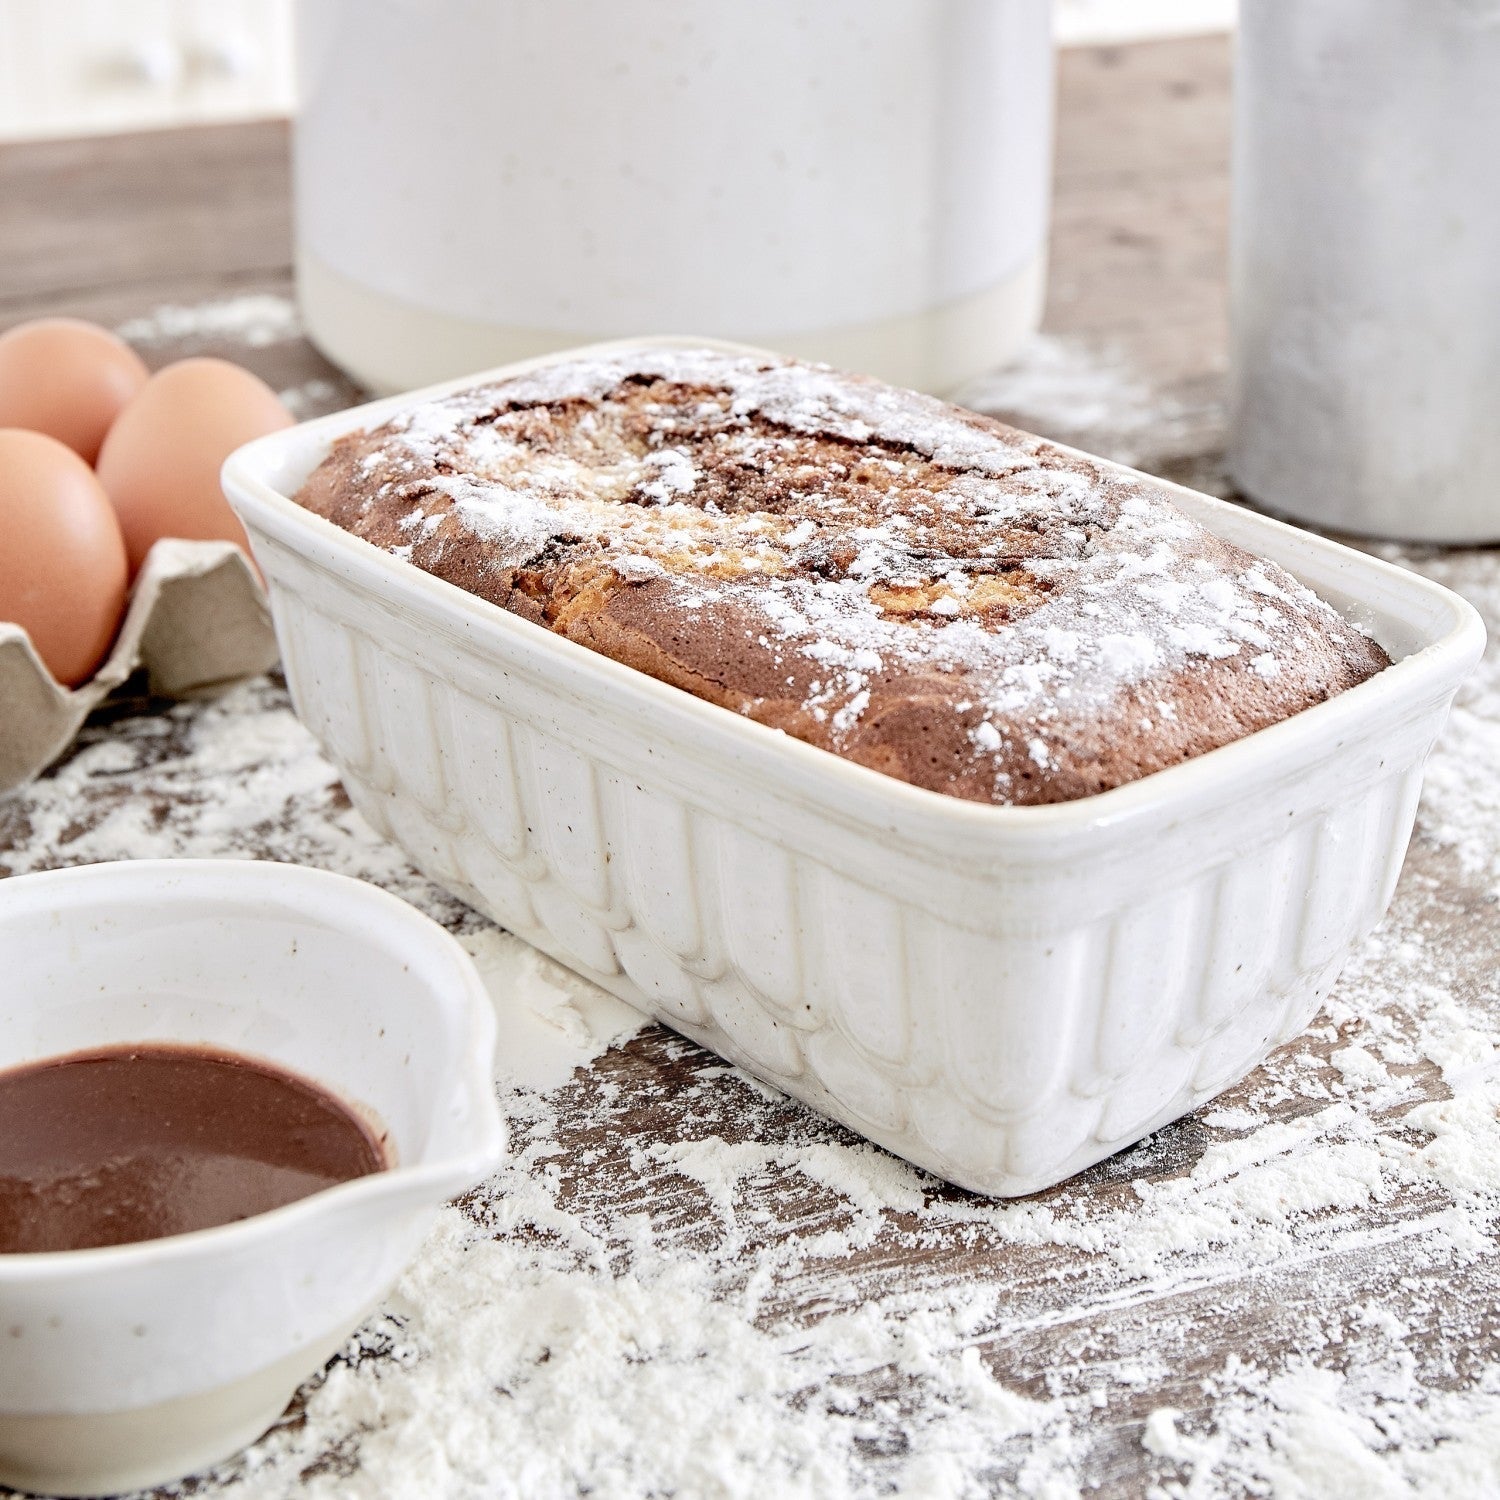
[1229,0,1500,543]
[294,0,1054,396]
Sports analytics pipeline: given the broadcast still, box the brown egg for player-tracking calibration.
[95,357,293,574]
[0,428,130,687]
[0,318,149,464]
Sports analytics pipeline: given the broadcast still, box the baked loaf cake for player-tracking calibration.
[295,346,1389,805]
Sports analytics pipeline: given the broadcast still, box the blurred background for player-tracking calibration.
[0,0,1236,141]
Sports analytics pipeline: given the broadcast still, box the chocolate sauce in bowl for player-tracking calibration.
[0,1043,387,1254]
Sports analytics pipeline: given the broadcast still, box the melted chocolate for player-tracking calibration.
[0,1043,387,1253]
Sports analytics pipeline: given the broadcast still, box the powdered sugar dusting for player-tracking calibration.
[314,346,1380,803]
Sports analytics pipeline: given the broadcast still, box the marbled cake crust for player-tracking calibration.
[294,347,1389,805]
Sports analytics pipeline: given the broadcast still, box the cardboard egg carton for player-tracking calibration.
[0,540,278,795]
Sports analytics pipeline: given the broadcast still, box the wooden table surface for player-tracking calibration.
[4,36,1499,1500]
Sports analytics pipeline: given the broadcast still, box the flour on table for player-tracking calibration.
[461,927,642,1093]
[199,885,1500,1500]
[278,377,344,420]
[115,293,303,349]
[2,529,1498,1500]
[1382,545,1500,897]
[954,333,1186,467]
[113,294,352,420]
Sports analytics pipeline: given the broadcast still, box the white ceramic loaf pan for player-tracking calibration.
[222,338,1485,1198]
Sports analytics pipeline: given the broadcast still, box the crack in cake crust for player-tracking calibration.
[294,347,1390,805]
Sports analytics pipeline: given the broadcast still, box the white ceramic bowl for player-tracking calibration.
[0,859,505,1498]
[222,338,1484,1200]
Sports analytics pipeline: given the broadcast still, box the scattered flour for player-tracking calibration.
[1141,1407,1188,1462]
[461,927,643,1094]
[112,293,351,420]
[4,655,1498,1497]
[955,333,1187,466]
[279,377,344,420]
[115,292,303,349]
[1380,546,1500,896]
[1,348,1498,1494]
